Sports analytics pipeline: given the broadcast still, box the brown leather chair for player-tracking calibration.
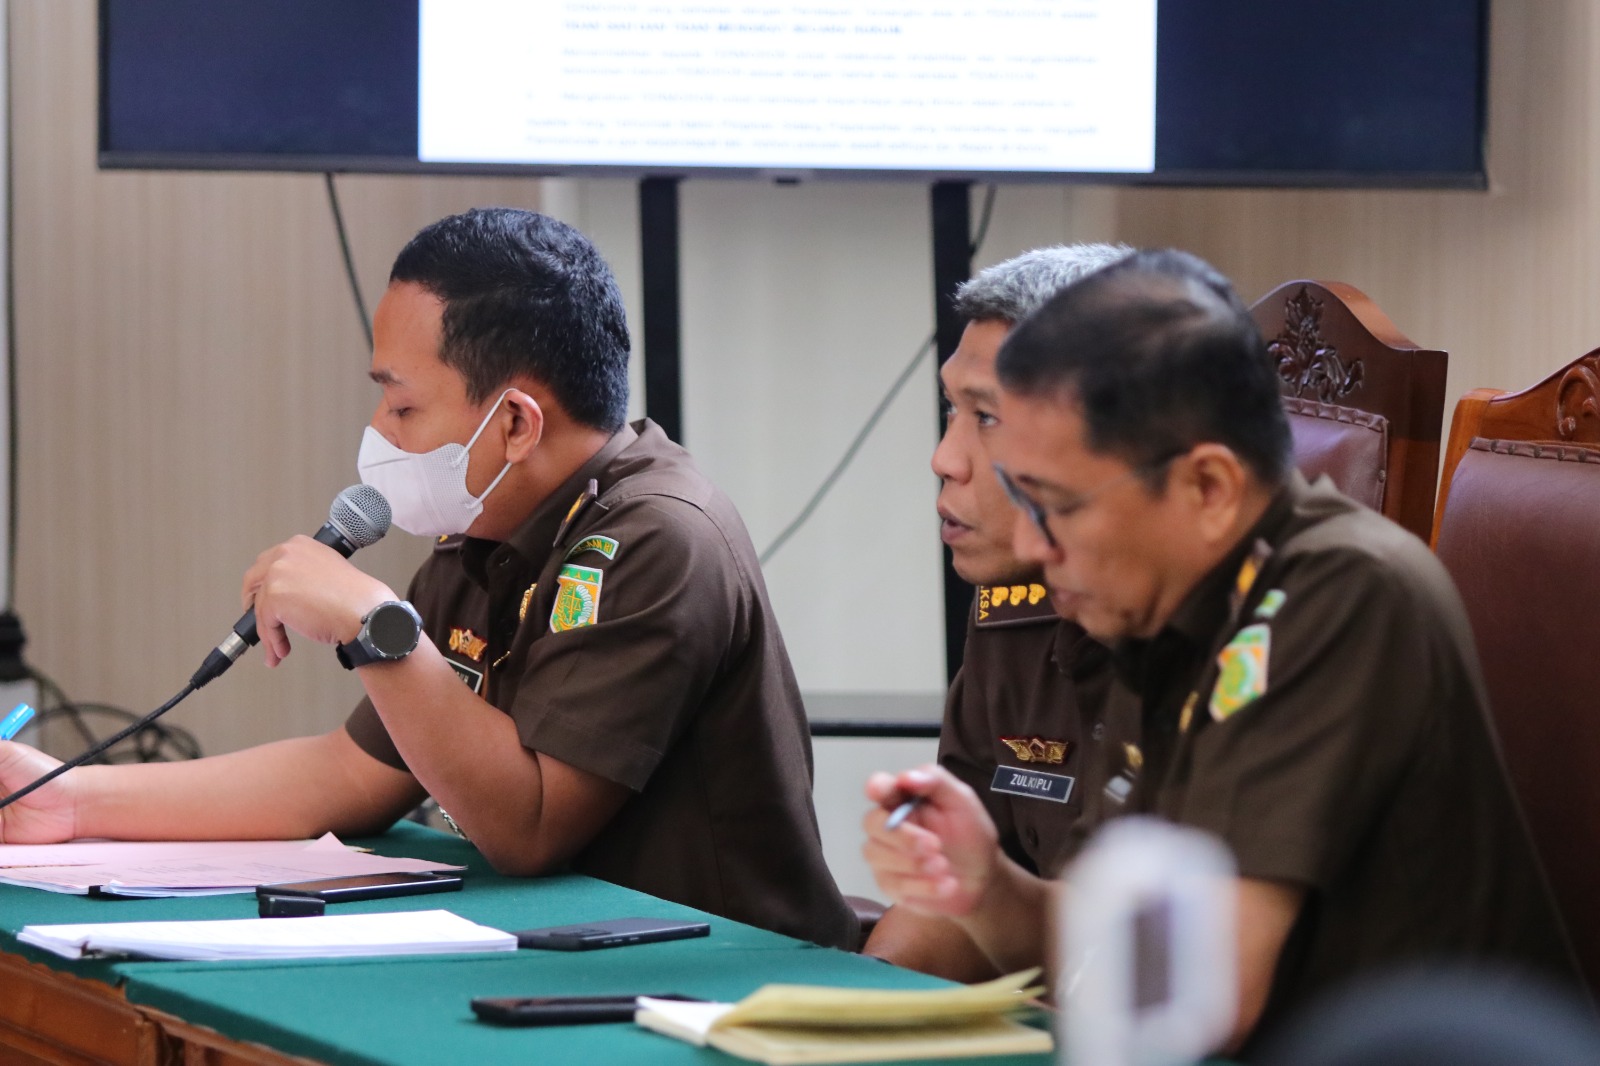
[1432,348,1600,995]
[1251,280,1448,541]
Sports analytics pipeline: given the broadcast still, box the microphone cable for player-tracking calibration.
[26,665,201,764]
[0,681,196,814]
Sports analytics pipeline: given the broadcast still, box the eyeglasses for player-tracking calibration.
[993,452,1185,550]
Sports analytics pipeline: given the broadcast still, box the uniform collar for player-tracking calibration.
[1111,472,1305,686]
[459,421,643,583]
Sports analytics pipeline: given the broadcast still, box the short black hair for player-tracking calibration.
[390,208,631,431]
[996,249,1292,486]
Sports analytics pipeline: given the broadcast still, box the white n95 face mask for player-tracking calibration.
[357,390,515,538]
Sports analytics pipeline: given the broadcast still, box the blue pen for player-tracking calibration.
[0,703,34,741]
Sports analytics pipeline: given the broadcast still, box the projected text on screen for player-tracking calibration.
[419,1,1156,174]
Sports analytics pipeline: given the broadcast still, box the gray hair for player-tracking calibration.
[953,243,1134,325]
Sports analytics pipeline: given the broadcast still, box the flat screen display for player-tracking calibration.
[99,0,1488,187]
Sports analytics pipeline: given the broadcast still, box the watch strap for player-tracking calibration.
[335,635,383,670]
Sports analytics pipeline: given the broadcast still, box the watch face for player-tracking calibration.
[367,603,420,658]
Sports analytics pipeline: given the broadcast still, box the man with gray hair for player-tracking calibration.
[862,243,1129,978]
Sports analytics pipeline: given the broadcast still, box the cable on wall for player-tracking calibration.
[758,184,999,565]
[323,173,373,351]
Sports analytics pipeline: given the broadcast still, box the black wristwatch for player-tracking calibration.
[336,600,424,670]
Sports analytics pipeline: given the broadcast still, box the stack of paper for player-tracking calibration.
[19,909,517,961]
[636,970,1052,1064]
[0,834,462,896]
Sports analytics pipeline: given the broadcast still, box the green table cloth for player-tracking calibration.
[0,822,1053,1065]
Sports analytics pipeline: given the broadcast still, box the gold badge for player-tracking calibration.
[447,627,488,662]
[1000,736,1070,765]
[1122,742,1144,774]
[518,584,537,623]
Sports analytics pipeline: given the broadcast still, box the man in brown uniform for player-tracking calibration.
[864,245,1127,980]
[863,250,1577,1052]
[0,209,856,950]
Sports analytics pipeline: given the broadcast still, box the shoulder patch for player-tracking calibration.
[550,563,604,633]
[433,534,465,553]
[1254,588,1288,620]
[974,584,1055,628]
[1211,623,1271,721]
[564,534,619,562]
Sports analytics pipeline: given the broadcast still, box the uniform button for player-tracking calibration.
[1024,826,1040,849]
[1091,722,1106,741]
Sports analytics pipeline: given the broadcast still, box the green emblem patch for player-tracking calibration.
[1211,623,1270,721]
[550,563,604,633]
[1254,588,1288,620]
[564,535,619,562]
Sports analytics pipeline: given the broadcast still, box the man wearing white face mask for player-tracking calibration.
[0,208,858,950]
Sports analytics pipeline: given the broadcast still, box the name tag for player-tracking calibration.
[448,660,484,694]
[990,766,1075,804]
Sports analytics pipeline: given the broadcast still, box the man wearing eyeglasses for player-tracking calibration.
[863,250,1576,1053]
[862,244,1129,981]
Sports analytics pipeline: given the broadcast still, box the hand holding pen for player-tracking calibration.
[860,764,1003,918]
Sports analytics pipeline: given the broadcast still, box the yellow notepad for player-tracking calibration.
[636,970,1052,1064]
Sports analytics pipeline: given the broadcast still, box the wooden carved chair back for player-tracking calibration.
[1251,280,1448,542]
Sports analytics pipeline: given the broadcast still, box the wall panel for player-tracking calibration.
[9,0,552,754]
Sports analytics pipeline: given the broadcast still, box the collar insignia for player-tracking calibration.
[447,627,488,662]
[1179,692,1198,734]
[975,583,1054,628]
[552,478,600,549]
[1228,538,1275,624]
[999,736,1071,765]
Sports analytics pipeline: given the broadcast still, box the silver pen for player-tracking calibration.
[883,796,924,831]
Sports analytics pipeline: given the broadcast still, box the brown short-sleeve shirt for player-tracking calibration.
[1100,474,1579,1047]
[345,419,857,950]
[937,587,1113,878]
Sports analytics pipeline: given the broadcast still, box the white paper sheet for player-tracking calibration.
[0,834,461,895]
[19,908,516,960]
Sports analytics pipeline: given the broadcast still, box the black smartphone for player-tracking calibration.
[254,871,463,903]
[471,993,704,1026]
[512,917,710,950]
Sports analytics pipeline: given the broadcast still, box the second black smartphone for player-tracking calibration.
[254,871,463,903]
[471,993,704,1026]
[513,917,710,950]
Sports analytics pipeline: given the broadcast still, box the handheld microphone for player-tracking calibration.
[189,485,392,689]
